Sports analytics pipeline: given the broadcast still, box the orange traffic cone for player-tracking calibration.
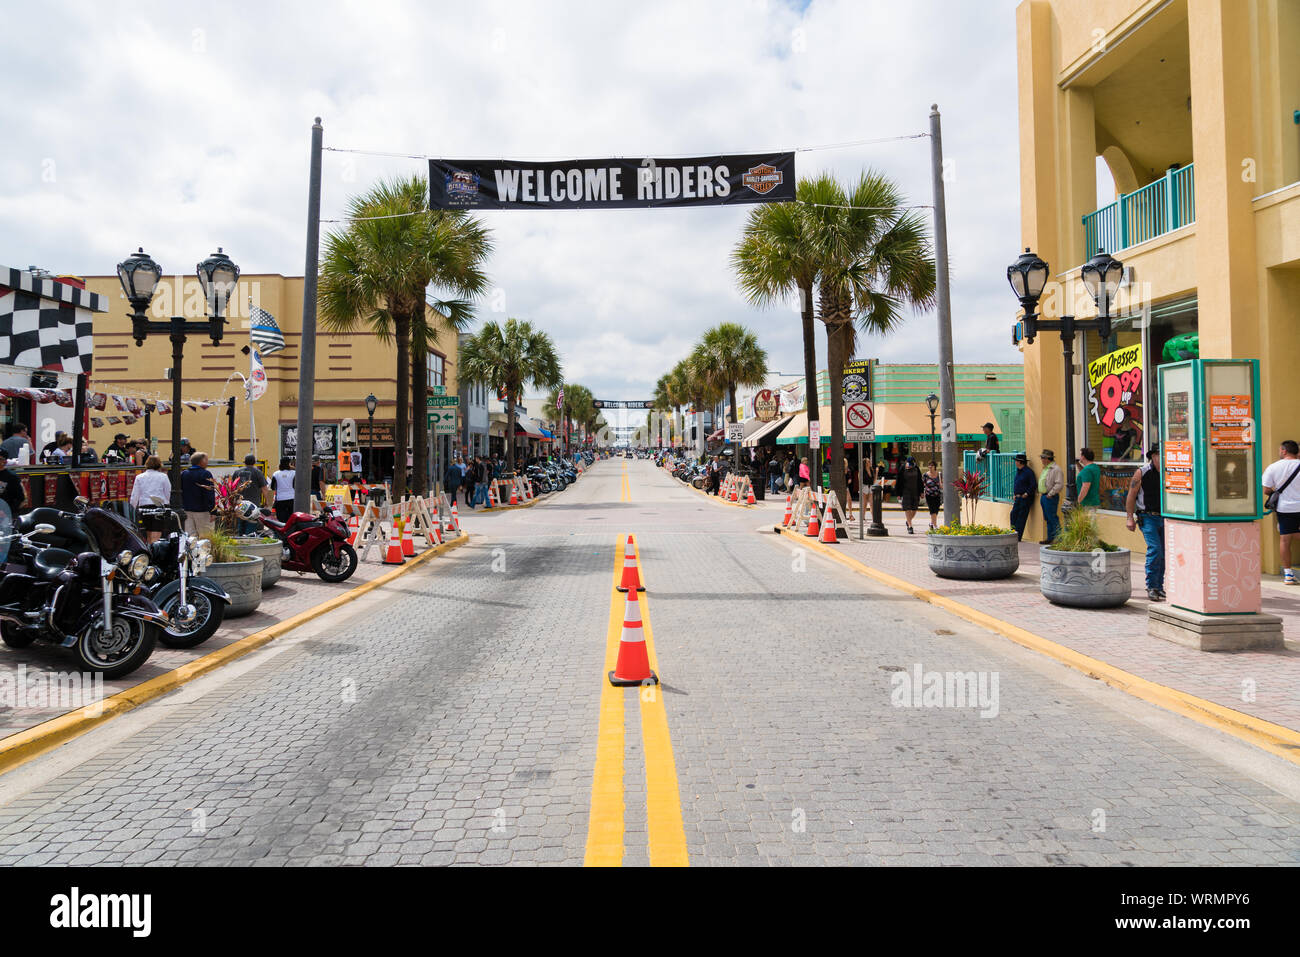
[347,512,360,546]
[781,494,793,526]
[617,535,645,592]
[383,521,405,564]
[488,483,498,508]
[805,500,821,537]
[509,482,519,505]
[401,514,416,556]
[450,501,460,531]
[820,501,838,544]
[745,481,756,505]
[608,590,657,687]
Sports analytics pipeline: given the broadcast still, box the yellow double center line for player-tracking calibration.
[584,535,688,867]
[620,462,630,502]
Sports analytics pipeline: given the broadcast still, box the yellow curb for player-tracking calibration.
[774,525,1300,766]
[685,481,754,509]
[0,532,471,778]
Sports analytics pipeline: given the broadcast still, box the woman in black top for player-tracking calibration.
[896,456,923,534]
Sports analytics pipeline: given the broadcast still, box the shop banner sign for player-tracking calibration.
[1087,344,1143,436]
[1164,440,1194,493]
[843,360,871,403]
[430,154,796,210]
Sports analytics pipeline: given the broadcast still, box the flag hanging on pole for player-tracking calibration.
[556,388,564,411]
[247,348,268,401]
[249,305,285,355]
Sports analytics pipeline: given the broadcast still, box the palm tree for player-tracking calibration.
[802,171,936,509]
[664,361,690,449]
[319,174,492,501]
[651,374,673,449]
[732,193,823,485]
[685,348,724,457]
[693,322,768,427]
[547,382,595,455]
[460,318,562,476]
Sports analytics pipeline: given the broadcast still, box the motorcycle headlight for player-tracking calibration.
[128,553,150,580]
[190,539,211,558]
[142,565,160,583]
[117,550,134,567]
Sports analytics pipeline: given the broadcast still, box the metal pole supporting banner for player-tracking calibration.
[857,441,864,539]
[930,105,959,527]
[294,116,324,514]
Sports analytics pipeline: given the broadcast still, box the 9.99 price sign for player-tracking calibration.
[1087,344,1144,438]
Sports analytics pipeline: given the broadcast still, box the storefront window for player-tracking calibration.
[1080,296,1198,512]
[428,352,445,388]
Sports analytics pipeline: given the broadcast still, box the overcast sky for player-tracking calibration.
[1,0,1025,405]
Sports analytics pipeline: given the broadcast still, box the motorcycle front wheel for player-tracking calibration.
[76,616,157,679]
[157,590,226,649]
[312,543,357,583]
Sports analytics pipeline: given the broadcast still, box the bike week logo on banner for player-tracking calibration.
[1087,344,1143,439]
[429,153,796,210]
[842,359,871,403]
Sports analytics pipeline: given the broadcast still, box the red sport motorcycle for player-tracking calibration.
[243,502,358,583]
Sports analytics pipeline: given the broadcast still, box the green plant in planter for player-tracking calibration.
[933,521,1014,536]
[1047,507,1120,552]
[933,471,1012,535]
[202,528,252,563]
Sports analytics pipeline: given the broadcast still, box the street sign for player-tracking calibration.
[426,395,460,408]
[726,422,744,441]
[427,410,457,434]
[432,385,446,395]
[845,400,874,441]
[845,430,874,442]
[809,421,821,447]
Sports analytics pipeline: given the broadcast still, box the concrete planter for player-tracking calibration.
[1039,546,1131,608]
[234,538,282,589]
[926,532,1019,580]
[203,556,264,617]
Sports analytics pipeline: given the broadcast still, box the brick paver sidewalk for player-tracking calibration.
[774,506,1300,733]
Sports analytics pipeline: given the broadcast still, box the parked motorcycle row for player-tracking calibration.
[520,452,592,498]
[0,496,358,680]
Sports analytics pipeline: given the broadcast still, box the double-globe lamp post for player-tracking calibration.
[1007,246,1123,504]
[364,392,378,482]
[925,392,939,466]
[117,247,240,508]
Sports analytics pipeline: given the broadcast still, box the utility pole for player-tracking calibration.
[930,105,959,526]
[294,117,323,513]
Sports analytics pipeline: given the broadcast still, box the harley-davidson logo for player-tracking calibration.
[742,164,783,195]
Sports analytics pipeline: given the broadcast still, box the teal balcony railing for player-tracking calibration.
[962,450,1022,505]
[1082,163,1194,257]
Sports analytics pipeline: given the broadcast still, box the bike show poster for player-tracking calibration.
[1164,440,1194,494]
[281,424,340,461]
[1086,344,1143,452]
[429,154,796,210]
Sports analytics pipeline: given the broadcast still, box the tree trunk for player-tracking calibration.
[799,279,820,488]
[393,314,410,502]
[827,316,848,515]
[728,384,738,424]
[411,329,428,496]
[505,393,517,476]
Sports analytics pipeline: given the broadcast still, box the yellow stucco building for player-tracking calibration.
[990,0,1300,571]
[80,273,460,479]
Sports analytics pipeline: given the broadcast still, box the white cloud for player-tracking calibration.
[0,0,1025,402]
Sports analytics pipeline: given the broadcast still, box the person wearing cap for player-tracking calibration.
[102,432,131,464]
[1010,452,1036,541]
[1126,444,1166,601]
[178,438,194,466]
[1037,449,1064,544]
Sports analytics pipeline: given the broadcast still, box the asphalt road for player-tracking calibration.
[0,458,1297,866]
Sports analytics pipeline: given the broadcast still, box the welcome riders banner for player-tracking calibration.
[429,153,796,210]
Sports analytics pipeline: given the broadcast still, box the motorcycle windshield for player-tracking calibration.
[82,508,148,556]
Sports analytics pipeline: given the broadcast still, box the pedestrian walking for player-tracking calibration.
[180,452,216,536]
[1126,443,1166,601]
[844,458,859,519]
[1037,449,1064,543]
[798,456,810,489]
[234,453,268,534]
[443,459,462,504]
[1263,439,1300,585]
[271,457,297,523]
[129,456,173,543]
[1010,452,1035,541]
[895,456,923,534]
[922,461,943,530]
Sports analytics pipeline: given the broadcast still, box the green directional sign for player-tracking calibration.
[426,395,460,408]
[432,385,446,395]
[427,410,457,434]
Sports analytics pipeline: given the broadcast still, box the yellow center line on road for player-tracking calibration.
[583,534,689,867]
[583,553,627,867]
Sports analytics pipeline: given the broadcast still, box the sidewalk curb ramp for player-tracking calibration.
[0,532,471,778]
[773,525,1300,767]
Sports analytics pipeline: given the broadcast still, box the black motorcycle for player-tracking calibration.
[135,501,230,648]
[0,506,169,678]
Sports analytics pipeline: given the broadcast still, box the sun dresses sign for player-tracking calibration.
[430,154,795,210]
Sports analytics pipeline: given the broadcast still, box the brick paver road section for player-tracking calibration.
[0,459,1297,866]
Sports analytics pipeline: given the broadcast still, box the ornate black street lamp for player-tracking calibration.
[364,392,378,481]
[117,246,240,505]
[1008,246,1122,504]
[925,391,940,461]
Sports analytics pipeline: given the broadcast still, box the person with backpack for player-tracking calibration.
[1263,439,1300,585]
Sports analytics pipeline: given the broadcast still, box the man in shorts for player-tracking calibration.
[1263,440,1300,585]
